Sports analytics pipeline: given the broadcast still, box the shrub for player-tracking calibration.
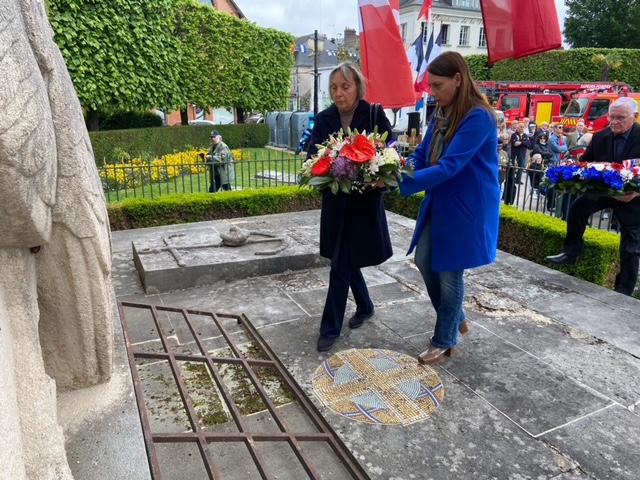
[90,123,268,165]
[100,111,164,131]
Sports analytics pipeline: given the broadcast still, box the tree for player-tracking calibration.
[564,0,640,48]
[48,0,186,130]
[591,52,623,81]
[49,0,296,130]
[172,1,295,121]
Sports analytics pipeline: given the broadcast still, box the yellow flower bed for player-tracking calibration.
[100,148,208,190]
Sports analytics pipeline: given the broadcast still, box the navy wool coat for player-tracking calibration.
[307,100,393,268]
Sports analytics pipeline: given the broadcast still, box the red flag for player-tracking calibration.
[358,0,416,109]
[418,0,433,21]
[480,0,561,64]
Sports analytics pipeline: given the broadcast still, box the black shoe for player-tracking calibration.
[348,310,375,329]
[317,335,336,352]
[545,253,578,266]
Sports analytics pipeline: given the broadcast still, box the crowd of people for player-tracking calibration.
[498,114,592,212]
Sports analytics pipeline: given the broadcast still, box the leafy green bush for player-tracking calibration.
[100,111,164,130]
[466,48,640,91]
[498,206,620,287]
[107,186,321,230]
[90,124,268,165]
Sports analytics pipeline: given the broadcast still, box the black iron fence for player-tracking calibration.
[99,151,305,203]
[98,159,618,233]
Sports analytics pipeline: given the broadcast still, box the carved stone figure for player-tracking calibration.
[0,0,115,477]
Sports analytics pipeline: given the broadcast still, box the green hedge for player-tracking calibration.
[107,186,321,230]
[498,206,619,288]
[107,188,622,290]
[90,123,269,164]
[466,48,640,91]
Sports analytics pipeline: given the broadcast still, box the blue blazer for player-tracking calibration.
[399,107,501,272]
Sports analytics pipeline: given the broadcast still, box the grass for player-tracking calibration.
[103,147,305,203]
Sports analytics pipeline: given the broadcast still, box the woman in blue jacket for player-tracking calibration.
[399,52,501,365]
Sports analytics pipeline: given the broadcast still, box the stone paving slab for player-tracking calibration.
[62,211,640,480]
[540,405,640,480]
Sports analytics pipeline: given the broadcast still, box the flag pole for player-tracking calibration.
[313,30,319,116]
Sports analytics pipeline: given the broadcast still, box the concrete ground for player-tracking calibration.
[58,210,640,480]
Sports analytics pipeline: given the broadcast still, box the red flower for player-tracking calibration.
[340,134,376,163]
[610,163,625,171]
[311,156,332,176]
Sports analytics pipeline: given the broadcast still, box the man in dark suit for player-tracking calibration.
[546,97,640,296]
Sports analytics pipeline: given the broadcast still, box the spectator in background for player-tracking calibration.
[206,130,235,192]
[498,138,510,198]
[497,117,510,144]
[549,123,568,165]
[527,153,544,194]
[534,121,550,143]
[567,120,586,149]
[531,132,554,166]
[510,122,530,183]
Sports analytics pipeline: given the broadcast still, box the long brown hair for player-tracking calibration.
[427,51,492,141]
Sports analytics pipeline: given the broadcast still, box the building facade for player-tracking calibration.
[399,0,486,56]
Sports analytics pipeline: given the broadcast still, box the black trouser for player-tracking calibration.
[210,171,231,192]
[502,167,516,205]
[563,195,640,295]
[320,228,374,338]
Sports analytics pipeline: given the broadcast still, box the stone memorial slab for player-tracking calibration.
[133,224,328,293]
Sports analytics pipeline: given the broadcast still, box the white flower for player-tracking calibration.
[621,169,634,182]
[592,163,606,171]
[379,147,400,166]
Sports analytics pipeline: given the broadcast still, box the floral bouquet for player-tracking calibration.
[299,129,413,194]
[541,160,640,198]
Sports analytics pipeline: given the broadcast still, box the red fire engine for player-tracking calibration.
[554,90,640,133]
[477,81,633,129]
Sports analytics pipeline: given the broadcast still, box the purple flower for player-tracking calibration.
[331,156,359,181]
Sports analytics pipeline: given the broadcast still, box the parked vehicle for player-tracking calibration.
[188,119,216,126]
[478,81,633,129]
[554,91,640,133]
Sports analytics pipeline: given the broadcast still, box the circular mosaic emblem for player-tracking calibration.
[312,348,445,426]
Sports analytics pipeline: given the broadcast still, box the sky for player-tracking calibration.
[233,0,567,40]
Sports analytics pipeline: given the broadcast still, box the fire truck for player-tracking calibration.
[554,90,640,133]
[477,81,633,129]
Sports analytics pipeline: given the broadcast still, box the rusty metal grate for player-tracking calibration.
[118,301,369,480]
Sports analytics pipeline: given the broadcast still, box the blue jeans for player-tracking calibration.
[414,219,465,349]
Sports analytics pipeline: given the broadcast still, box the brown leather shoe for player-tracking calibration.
[418,345,456,365]
[459,320,469,335]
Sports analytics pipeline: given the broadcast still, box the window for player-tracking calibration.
[500,96,521,111]
[441,24,450,45]
[588,99,611,120]
[459,25,470,46]
[478,27,486,47]
[452,0,480,8]
[421,22,428,44]
[401,23,407,43]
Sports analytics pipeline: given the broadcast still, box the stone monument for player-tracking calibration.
[0,0,115,477]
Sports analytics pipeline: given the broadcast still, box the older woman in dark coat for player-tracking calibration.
[307,61,393,351]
